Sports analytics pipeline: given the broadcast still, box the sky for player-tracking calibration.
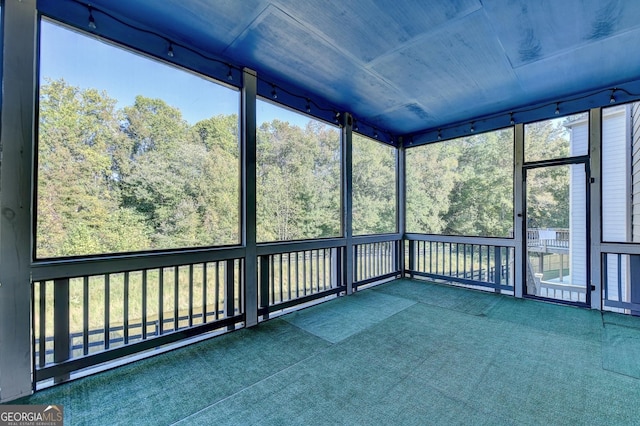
[39,20,312,127]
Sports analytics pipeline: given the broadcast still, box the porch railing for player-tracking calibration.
[405,234,515,293]
[257,239,345,318]
[32,251,245,383]
[353,235,402,289]
[601,251,640,313]
[32,234,405,385]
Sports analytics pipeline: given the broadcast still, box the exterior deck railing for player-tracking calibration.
[526,228,569,252]
[405,234,515,293]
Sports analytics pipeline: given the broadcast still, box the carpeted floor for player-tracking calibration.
[14,278,640,425]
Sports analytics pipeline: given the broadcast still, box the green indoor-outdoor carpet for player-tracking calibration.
[10,279,640,425]
[15,319,330,425]
[602,322,640,379]
[373,278,501,316]
[282,289,415,343]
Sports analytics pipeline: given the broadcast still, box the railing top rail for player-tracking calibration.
[32,246,246,282]
[353,233,401,244]
[256,237,346,256]
[405,233,515,247]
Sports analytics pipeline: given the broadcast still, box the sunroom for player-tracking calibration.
[2,0,640,423]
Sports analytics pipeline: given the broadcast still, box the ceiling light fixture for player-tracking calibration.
[88,6,97,29]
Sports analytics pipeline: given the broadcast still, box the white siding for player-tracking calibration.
[602,107,628,242]
[569,123,588,288]
[601,106,629,304]
[632,103,640,242]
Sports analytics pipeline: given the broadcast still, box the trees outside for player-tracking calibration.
[37,79,572,257]
[256,119,341,242]
[37,80,349,257]
[523,118,574,229]
[37,80,241,258]
[352,134,396,235]
[406,120,570,237]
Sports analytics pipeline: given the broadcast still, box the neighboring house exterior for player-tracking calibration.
[566,104,639,312]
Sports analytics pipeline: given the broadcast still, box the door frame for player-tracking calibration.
[521,155,591,307]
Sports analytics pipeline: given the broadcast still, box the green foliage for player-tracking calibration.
[37,80,241,257]
[406,142,458,234]
[37,79,570,257]
[352,134,396,235]
[256,120,341,242]
[407,119,570,237]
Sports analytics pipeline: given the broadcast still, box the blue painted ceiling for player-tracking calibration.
[40,0,640,144]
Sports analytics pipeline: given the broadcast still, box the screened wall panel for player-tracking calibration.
[36,20,241,258]
[352,133,397,235]
[406,128,514,237]
[256,100,341,242]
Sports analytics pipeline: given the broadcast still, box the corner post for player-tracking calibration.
[514,123,524,298]
[397,137,406,276]
[342,113,353,294]
[242,68,258,326]
[0,0,38,401]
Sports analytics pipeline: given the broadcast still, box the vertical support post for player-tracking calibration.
[242,68,258,326]
[53,279,70,383]
[0,0,37,402]
[259,256,270,320]
[590,107,602,309]
[514,123,525,298]
[397,138,406,276]
[341,113,354,294]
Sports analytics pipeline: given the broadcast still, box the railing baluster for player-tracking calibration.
[267,255,276,305]
[279,254,284,302]
[201,264,207,325]
[54,278,70,383]
[83,277,89,356]
[188,264,194,328]
[603,254,609,302]
[173,266,179,332]
[617,254,622,302]
[315,250,320,292]
[295,251,300,298]
[225,259,235,330]
[471,245,475,279]
[487,246,491,283]
[215,262,220,320]
[104,275,110,350]
[303,251,307,296]
[462,244,467,278]
[259,256,270,318]
[37,282,46,367]
[322,249,327,291]
[158,269,164,334]
[287,252,292,300]
[124,272,130,344]
[142,270,148,339]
